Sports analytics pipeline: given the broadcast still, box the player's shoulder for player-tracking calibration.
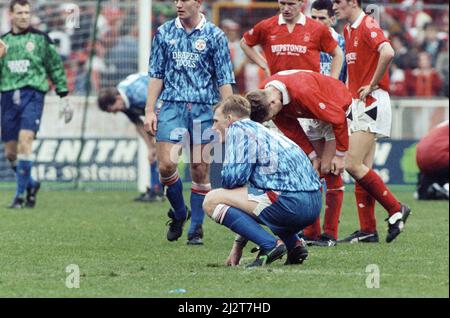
[28,27,54,43]
[156,19,177,34]
[0,31,12,40]
[204,20,227,38]
[359,14,383,32]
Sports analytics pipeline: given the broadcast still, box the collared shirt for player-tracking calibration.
[243,14,338,74]
[149,14,235,105]
[117,72,149,124]
[222,118,321,192]
[344,12,391,97]
[263,70,352,156]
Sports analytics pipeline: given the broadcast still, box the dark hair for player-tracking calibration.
[98,88,119,112]
[312,0,334,17]
[245,90,270,123]
[10,0,30,12]
[214,95,251,118]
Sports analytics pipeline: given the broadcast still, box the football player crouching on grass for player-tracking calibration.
[247,68,411,244]
[98,73,164,203]
[203,95,322,267]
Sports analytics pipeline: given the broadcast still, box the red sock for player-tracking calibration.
[323,174,344,240]
[357,170,401,216]
[355,183,377,233]
[303,217,321,240]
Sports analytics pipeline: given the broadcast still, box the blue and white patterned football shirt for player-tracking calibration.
[320,28,347,83]
[117,72,149,124]
[222,119,322,192]
[149,15,235,105]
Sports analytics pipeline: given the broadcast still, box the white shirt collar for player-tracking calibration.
[351,11,366,29]
[117,88,130,109]
[175,14,207,31]
[278,13,306,26]
[265,80,291,106]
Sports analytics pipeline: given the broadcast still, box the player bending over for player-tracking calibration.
[247,69,411,243]
[98,73,163,202]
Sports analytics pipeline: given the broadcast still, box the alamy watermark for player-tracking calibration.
[63,3,80,30]
[365,264,380,289]
[65,264,80,289]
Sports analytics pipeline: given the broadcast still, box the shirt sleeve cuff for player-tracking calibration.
[308,151,318,160]
[336,150,346,157]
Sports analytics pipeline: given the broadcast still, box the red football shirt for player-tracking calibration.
[344,12,391,98]
[263,70,352,155]
[416,121,449,174]
[243,14,338,75]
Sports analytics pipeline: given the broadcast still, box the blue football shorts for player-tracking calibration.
[248,186,322,235]
[155,100,216,145]
[1,88,45,142]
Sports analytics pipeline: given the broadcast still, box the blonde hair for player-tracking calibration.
[214,95,251,118]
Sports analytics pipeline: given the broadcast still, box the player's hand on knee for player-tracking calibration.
[331,155,345,176]
[144,112,157,136]
[59,96,74,124]
[312,157,321,177]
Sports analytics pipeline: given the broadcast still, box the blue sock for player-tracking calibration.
[150,161,162,191]
[222,207,277,252]
[189,192,206,236]
[16,159,32,198]
[165,178,187,221]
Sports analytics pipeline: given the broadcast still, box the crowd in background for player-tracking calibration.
[0,0,448,97]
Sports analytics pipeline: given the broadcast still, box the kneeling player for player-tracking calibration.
[98,73,163,202]
[203,95,322,267]
[247,69,411,243]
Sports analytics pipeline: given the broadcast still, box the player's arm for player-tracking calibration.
[329,45,344,80]
[219,84,233,100]
[144,78,163,136]
[240,39,270,77]
[300,88,350,174]
[214,31,236,100]
[0,38,8,58]
[135,120,157,164]
[358,42,395,101]
[240,22,271,76]
[44,35,69,97]
[145,29,166,135]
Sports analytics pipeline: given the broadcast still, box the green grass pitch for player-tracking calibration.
[0,186,448,298]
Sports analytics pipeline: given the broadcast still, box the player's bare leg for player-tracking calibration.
[344,131,411,243]
[303,139,344,246]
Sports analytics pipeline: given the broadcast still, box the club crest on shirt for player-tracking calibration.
[371,32,378,39]
[195,39,207,51]
[303,33,311,42]
[354,37,359,47]
[169,39,177,45]
[26,41,35,52]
